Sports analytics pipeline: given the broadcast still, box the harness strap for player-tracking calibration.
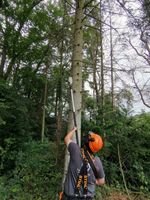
[84,150,99,179]
[74,148,88,196]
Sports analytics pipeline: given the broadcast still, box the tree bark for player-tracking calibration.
[109,0,115,109]
[62,0,84,190]
[0,37,7,78]
[41,64,48,143]
[55,41,64,146]
[68,0,84,145]
[99,1,104,112]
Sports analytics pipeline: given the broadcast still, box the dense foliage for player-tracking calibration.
[81,96,150,194]
[0,80,33,173]
[0,141,64,200]
[0,79,150,199]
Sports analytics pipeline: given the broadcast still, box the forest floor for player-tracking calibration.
[104,190,149,200]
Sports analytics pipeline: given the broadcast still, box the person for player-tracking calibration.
[62,127,105,200]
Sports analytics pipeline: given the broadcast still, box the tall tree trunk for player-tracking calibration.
[41,64,48,143]
[109,0,115,109]
[92,34,100,105]
[100,1,104,108]
[99,0,105,125]
[62,0,84,190]
[68,0,84,144]
[55,41,64,146]
[89,31,100,124]
[0,39,7,78]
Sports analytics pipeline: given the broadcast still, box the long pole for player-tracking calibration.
[69,77,79,145]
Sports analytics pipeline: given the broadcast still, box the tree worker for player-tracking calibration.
[62,127,105,200]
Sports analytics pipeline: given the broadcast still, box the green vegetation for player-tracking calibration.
[0,141,64,200]
[0,79,150,199]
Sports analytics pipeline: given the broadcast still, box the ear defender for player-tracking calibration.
[88,132,95,142]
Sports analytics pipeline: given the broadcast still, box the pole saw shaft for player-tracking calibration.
[69,77,79,145]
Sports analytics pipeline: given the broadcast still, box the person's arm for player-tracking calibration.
[96,177,105,185]
[95,157,105,186]
[64,127,77,146]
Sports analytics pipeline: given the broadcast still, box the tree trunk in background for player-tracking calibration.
[109,0,115,109]
[55,40,64,146]
[92,33,100,105]
[55,78,63,146]
[0,37,7,78]
[41,65,48,143]
[55,0,68,147]
[99,1,105,124]
[62,0,84,190]
[89,21,100,124]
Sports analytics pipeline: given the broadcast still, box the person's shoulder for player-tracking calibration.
[94,155,100,159]
[68,141,79,151]
[94,156,102,163]
[68,141,76,147]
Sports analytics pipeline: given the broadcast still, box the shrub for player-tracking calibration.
[1,141,64,200]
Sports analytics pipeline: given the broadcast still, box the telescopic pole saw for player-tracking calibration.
[69,77,79,146]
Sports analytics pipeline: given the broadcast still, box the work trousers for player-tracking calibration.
[62,193,93,200]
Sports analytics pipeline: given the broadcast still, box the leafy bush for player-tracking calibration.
[0,141,64,200]
[0,80,33,174]
[82,101,150,194]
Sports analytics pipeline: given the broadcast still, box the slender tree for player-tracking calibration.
[109,0,115,109]
[99,0,105,114]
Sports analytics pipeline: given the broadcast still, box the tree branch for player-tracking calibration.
[131,70,150,108]
[128,39,150,65]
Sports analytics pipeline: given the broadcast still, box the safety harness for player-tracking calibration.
[74,148,99,198]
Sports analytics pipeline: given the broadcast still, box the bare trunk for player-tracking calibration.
[99,1,105,125]
[100,3,104,109]
[92,35,100,105]
[55,80,63,146]
[109,0,115,109]
[56,45,63,146]
[62,0,84,190]
[41,65,48,143]
[0,42,7,78]
[68,0,84,145]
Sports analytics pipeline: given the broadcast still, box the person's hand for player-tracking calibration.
[72,127,77,132]
[64,127,78,145]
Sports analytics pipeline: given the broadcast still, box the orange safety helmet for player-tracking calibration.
[88,132,103,153]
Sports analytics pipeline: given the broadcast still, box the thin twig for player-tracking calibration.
[117,144,132,200]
